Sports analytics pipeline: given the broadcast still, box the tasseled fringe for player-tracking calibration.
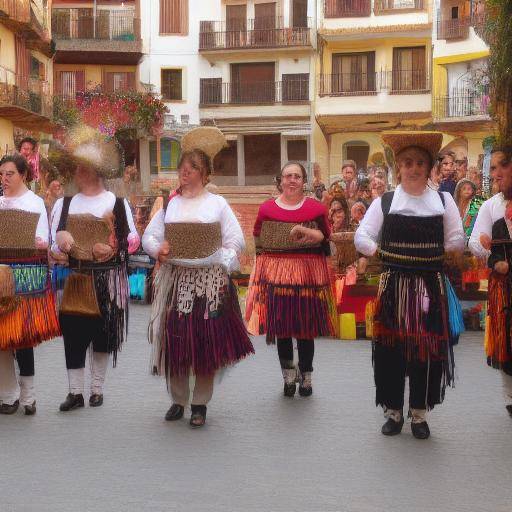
[10,264,48,294]
[0,291,60,350]
[445,276,465,339]
[486,272,510,364]
[52,265,72,291]
[373,270,451,364]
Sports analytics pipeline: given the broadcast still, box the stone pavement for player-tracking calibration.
[1,304,511,512]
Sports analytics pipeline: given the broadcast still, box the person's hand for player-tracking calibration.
[35,237,48,250]
[56,231,74,254]
[356,256,368,275]
[127,233,140,255]
[92,243,115,262]
[330,231,354,243]
[290,225,324,245]
[480,233,492,251]
[158,241,171,263]
[494,260,509,275]
[50,249,69,265]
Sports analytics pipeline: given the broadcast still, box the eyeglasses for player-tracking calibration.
[281,173,303,180]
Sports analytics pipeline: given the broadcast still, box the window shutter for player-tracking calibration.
[282,73,309,102]
[160,0,188,35]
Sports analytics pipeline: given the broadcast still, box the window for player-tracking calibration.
[392,46,426,91]
[282,73,309,102]
[161,69,182,100]
[57,70,85,98]
[159,0,188,35]
[331,52,376,94]
[451,6,459,18]
[149,138,181,174]
[231,62,275,103]
[200,78,222,104]
[103,71,136,93]
[30,57,45,80]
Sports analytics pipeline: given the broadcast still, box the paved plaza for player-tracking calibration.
[1,304,511,512]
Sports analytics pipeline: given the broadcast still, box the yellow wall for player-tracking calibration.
[53,64,137,90]
[0,24,16,72]
[0,118,14,154]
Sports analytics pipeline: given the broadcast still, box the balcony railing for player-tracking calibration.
[434,88,490,120]
[199,16,311,50]
[52,9,141,41]
[324,0,371,18]
[200,80,310,105]
[374,0,425,14]
[437,16,471,39]
[319,70,430,96]
[0,0,30,23]
[0,65,51,119]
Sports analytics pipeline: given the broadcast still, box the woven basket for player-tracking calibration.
[164,222,222,259]
[0,210,39,258]
[260,221,321,251]
[66,214,112,261]
[333,232,358,270]
[60,272,100,317]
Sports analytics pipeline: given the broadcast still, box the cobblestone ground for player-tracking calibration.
[1,304,511,512]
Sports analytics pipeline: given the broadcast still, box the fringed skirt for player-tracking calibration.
[0,261,60,350]
[372,268,456,390]
[485,272,512,374]
[245,252,335,343]
[149,263,254,378]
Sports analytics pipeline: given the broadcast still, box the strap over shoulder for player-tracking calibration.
[380,191,395,216]
[57,196,73,232]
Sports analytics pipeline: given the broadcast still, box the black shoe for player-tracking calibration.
[59,393,84,412]
[298,385,313,397]
[298,371,312,397]
[411,421,430,440]
[165,403,184,421]
[283,383,296,397]
[190,405,207,428]
[0,400,19,415]
[506,404,512,418]
[89,394,103,407]
[381,416,404,436]
[24,401,36,415]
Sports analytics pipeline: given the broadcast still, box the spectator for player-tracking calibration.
[429,160,442,190]
[454,178,484,241]
[455,155,468,181]
[355,178,371,206]
[370,177,387,200]
[311,162,326,201]
[467,165,483,196]
[329,198,350,233]
[44,179,64,213]
[349,201,367,230]
[341,160,358,200]
[18,137,51,193]
[438,152,457,196]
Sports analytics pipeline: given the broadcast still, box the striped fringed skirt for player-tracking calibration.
[149,263,254,378]
[0,260,60,350]
[245,252,335,343]
[485,272,512,373]
[372,268,455,386]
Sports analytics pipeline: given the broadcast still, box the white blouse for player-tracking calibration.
[142,190,245,272]
[0,189,48,242]
[354,185,465,257]
[468,192,507,259]
[50,190,137,252]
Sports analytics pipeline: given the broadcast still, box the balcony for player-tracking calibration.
[374,0,425,14]
[319,70,430,96]
[0,0,51,56]
[437,16,471,39]
[199,17,312,52]
[0,65,52,131]
[434,88,491,122]
[52,9,142,65]
[324,0,372,17]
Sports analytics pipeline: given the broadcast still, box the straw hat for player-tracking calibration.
[368,151,385,166]
[381,131,443,166]
[181,127,227,161]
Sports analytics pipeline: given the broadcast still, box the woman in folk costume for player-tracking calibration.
[355,132,465,439]
[246,162,334,398]
[0,154,60,415]
[143,127,254,428]
[469,147,512,417]
[50,133,140,412]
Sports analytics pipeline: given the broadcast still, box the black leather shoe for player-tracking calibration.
[506,404,512,418]
[89,394,103,407]
[298,385,313,397]
[411,421,430,439]
[0,400,19,415]
[381,417,404,436]
[283,383,296,397]
[24,401,36,415]
[59,393,84,412]
[165,403,184,421]
[190,405,207,428]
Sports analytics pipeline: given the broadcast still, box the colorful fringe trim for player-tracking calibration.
[485,272,511,366]
[445,277,465,339]
[245,253,335,341]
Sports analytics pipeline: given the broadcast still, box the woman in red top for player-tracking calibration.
[246,162,335,397]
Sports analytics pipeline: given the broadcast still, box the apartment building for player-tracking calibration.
[432,0,491,165]
[0,0,53,153]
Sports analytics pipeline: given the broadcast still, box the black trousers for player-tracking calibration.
[60,313,109,370]
[277,338,314,373]
[373,342,444,411]
[15,348,34,377]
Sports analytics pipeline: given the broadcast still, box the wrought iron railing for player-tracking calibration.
[437,16,471,39]
[199,16,311,50]
[433,88,491,119]
[0,0,30,23]
[52,9,141,41]
[324,0,371,17]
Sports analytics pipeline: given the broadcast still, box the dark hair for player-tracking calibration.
[329,197,350,230]
[18,137,37,151]
[491,147,512,165]
[396,145,434,175]
[0,154,34,182]
[275,161,308,192]
[178,149,213,184]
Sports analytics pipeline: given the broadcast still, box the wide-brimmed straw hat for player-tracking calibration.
[181,127,227,161]
[381,131,443,166]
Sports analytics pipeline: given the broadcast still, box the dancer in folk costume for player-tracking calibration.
[246,162,335,398]
[0,154,60,415]
[469,147,512,416]
[50,133,140,411]
[143,127,254,428]
[355,132,465,439]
